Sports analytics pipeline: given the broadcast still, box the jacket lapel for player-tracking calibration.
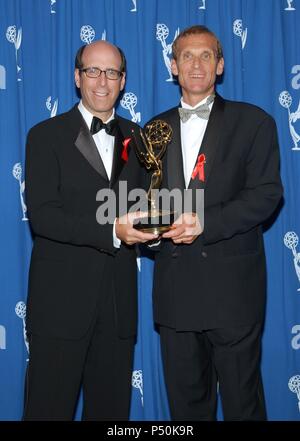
[166,109,185,192]
[109,116,131,188]
[74,109,109,181]
[188,94,225,190]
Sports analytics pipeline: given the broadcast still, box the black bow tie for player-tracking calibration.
[90,116,118,136]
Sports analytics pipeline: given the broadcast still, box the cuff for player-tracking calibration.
[113,218,121,249]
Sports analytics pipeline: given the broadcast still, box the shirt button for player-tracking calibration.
[201,251,207,258]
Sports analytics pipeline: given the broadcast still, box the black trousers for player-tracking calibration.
[159,323,267,421]
[23,273,134,421]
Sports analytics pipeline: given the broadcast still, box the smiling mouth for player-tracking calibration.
[94,91,109,97]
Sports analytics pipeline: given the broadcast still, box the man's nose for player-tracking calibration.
[98,71,108,85]
[192,56,202,68]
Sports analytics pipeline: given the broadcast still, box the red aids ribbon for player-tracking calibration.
[191,153,206,182]
[122,138,131,162]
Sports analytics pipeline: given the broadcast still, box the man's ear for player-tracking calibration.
[74,69,81,88]
[120,72,126,91]
[171,59,178,76]
[216,57,224,76]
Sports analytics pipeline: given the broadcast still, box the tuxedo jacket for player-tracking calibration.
[152,94,283,331]
[25,105,143,340]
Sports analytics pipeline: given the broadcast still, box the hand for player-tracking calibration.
[162,212,203,244]
[116,211,159,245]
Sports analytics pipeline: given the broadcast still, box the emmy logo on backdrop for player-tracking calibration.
[130,0,137,12]
[132,370,143,406]
[46,96,58,118]
[121,92,141,123]
[0,65,6,90]
[285,0,296,11]
[279,91,300,150]
[284,231,300,290]
[15,301,29,361]
[80,25,96,44]
[12,163,28,221]
[6,25,22,81]
[199,0,206,9]
[50,0,56,14]
[288,375,300,413]
[0,325,6,350]
[233,19,247,49]
[156,23,180,82]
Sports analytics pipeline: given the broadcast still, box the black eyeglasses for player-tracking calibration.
[80,67,123,80]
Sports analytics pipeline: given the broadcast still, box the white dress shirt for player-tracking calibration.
[78,101,121,248]
[180,96,213,188]
[78,100,115,180]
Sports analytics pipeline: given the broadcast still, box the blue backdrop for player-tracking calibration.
[0,0,300,421]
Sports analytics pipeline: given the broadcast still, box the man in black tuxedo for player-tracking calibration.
[23,40,156,420]
[151,26,283,420]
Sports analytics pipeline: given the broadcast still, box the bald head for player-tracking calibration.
[74,39,126,121]
[75,40,126,73]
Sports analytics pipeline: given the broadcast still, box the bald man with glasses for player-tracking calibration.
[23,40,156,421]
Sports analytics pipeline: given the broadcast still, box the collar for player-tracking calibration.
[78,100,115,130]
[181,95,214,110]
